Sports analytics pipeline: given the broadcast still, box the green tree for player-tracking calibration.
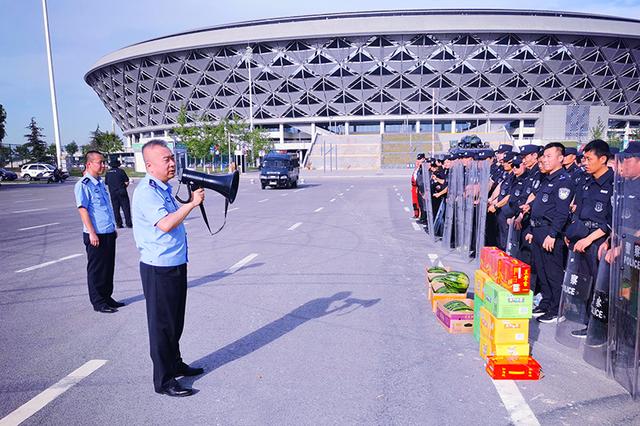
[87,126,123,156]
[0,145,11,166]
[174,106,212,168]
[46,144,57,158]
[15,144,30,161]
[242,127,272,165]
[65,141,78,157]
[23,117,47,161]
[0,104,6,144]
[630,128,640,142]
[590,117,606,141]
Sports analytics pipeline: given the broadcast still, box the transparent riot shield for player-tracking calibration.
[421,163,435,242]
[583,256,610,370]
[462,162,476,256]
[474,160,491,260]
[505,221,521,258]
[555,250,594,349]
[454,162,466,252]
[608,152,640,397]
[441,162,460,250]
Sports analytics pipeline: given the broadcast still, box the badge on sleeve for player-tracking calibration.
[542,193,549,203]
[595,202,604,212]
[558,187,570,200]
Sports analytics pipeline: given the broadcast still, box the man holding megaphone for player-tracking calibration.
[132,140,205,397]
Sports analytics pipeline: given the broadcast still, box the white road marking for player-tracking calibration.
[288,222,303,231]
[428,253,439,263]
[15,254,83,273]
[492,380,540,426]
[225,253,258,274]
[14,199,44,203]
[338,193,344,196]
[18,222,60,231]
[0,359,107,426]
[403,207,410,212]
[294,188,304,193]
[228,207,239,212]
[399,198,405,202]
[12,208,48,214]
[314,207,324,213]
[258,199,269,203]
[330,198,336,202]
[346,188,350,192]
[411,222,421,231]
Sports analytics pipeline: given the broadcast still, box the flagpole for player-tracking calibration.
[42,0,63,168]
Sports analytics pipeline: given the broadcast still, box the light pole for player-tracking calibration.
[245,46,254,131]
[41,0,62,168]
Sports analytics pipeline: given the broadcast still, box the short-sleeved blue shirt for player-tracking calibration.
[74,174,116,234]
[132,174,188,266]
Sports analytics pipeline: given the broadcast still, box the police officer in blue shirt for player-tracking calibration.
[74,151,124,313]
[525,143,575,323]
[132,140,205,397]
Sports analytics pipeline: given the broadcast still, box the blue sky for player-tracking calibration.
[1,0,639,147]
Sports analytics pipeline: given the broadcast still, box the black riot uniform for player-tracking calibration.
[527,167,575,319]
[565,167,614,324]
[105,161,132,228]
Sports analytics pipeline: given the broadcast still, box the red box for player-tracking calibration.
[486,356,542,380]
[480,247,508,281]
[497,258,531,294]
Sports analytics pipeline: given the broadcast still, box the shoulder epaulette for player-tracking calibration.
[149,179,157,188]
[82,177,90,184]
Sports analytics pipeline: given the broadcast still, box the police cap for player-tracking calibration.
[416,153,426,160]
[512,156,523,168]
[610,147,620,155]
[624,142,640,154]
[497,144,513,153]
[519,144,539,156]
[503,151,517,162]
[564,147,578,156]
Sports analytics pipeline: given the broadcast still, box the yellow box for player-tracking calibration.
[479,335,530,361]
[479,307,529,344]
[474,269,492,301]
[428,286,467,312]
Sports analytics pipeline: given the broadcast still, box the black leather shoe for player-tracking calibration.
[94,305,118,313]
[116,224,124,229]
[157,383,193,397]
[175,365,204,377]
[126,224,133,228]
[108,300,126,308]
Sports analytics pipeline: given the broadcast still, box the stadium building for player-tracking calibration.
[85,9,640,169]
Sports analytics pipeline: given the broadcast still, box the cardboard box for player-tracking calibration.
[486,356,541,380]
[473,294,483,342]
[480,247,508,281]
[436,299,474,334]
[479,307,529,344]
[497,257,531,294]
[479,335,530,360]
[474,269,493,301]
[483,281,533,319]
[428,285,468,312]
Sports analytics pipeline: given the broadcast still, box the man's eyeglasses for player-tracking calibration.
[91,160,107,165]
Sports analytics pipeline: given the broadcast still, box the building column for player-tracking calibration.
[519,119,525,142]
[279,123,284,145]
[380,121,385,135]
[344,121,350,135]
[311,122,316,140]
[625,120,631,142]
[486,119,491,133]
[451,119,456,133]
[415,120,421,134]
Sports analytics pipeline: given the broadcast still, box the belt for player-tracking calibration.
[530,218,552,227]
[583,220,602,230]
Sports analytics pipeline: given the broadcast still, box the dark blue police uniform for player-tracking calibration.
[527,168,575,317]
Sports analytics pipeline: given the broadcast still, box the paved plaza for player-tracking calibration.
[0,174,638,425]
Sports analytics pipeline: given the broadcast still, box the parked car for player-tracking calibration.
[0,168,18,181]
[20,163,55,181]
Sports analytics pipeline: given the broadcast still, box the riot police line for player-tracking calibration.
[411,141,640,398]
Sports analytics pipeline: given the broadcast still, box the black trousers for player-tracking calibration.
[496,210,509,251]
[110,189,132,227]
[83,232,116,309]
[140,262,188,392]
[531,226,566,315]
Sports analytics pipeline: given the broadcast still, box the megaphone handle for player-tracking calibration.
[199,203,212,234]
[200,199,230,236]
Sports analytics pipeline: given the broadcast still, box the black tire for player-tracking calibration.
[261,184,266,189]
[24,174,31,181]
[292,179,298,188]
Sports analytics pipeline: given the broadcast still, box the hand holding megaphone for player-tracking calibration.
[175,169,239,235]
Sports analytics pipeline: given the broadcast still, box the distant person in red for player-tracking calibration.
[411,153,426,218]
